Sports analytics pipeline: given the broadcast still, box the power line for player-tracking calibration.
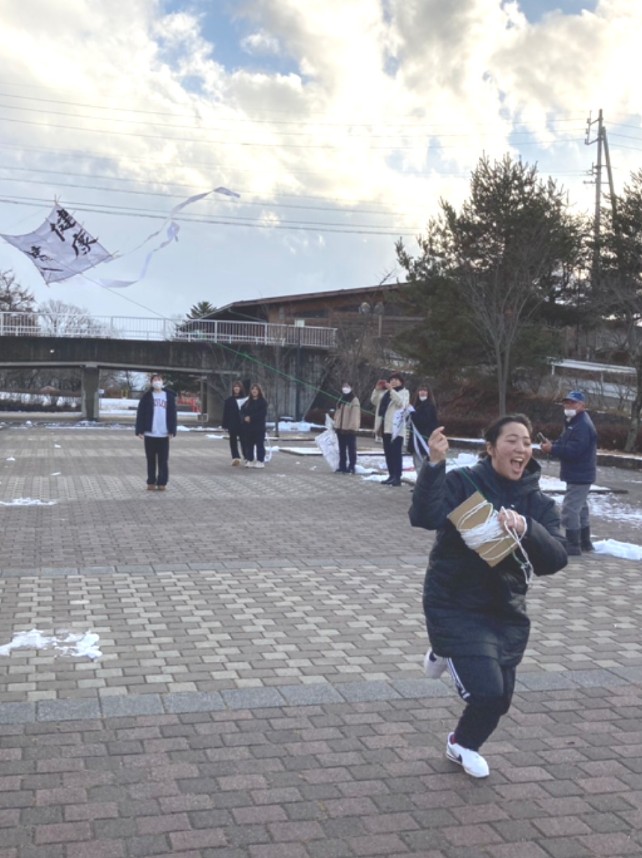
[0,194,423,237]
[0,113,589,151]
[0,87,589,130]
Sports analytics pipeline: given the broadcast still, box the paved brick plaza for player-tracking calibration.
[0,423,641,857]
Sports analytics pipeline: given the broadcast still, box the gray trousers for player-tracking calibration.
[562,483,591,530]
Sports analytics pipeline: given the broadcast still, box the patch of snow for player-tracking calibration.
[593,540,642,560]
[587,494,642,524]
[0,629,102,660]
[0,498,57,507]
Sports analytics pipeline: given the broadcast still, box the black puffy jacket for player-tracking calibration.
[241,396,268,436]
[409,456,567,666]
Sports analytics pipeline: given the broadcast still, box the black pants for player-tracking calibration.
[144,436,170,486]
[337,432,357,472]
[382,433,403,481]
[228,432,243,460]
[447,656,516,751]
[244,431,265,463]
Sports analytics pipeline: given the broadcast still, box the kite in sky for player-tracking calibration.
[0,203,111,284]
[0,187,240,288]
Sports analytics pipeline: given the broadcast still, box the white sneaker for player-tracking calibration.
[254,461,265,468]
[446,733,490,778]
[231,458,241,466]
[245,460,254,468]
[423,649,447,679]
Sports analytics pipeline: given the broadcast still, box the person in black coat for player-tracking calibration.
[221,380,248,466]
[135,373,178,490]
[409,414,567,778]
[241,383,268,468]
[408,383,438,471]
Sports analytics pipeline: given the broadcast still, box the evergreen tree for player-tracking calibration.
[396,155,585,412]
[598,169,642,450]
[187,301,216,319]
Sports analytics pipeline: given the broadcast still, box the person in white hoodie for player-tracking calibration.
[370,372,409,487]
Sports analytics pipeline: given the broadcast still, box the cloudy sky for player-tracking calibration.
[0,0,640,324]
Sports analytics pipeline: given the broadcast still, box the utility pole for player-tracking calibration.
[585,109,618,268]
[584,109,618,360]
[585,108,604,282]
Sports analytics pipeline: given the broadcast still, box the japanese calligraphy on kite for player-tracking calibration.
[0,204,112,284]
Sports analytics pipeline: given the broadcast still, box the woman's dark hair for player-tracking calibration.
[484,413,533,446]
[250,383,264,398]
[388,372,405,386]
[411,383,435,407]
[231,380,246,396]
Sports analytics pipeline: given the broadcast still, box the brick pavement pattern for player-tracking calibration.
[0,424,641,857]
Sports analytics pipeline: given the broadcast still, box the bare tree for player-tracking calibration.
[0,270,35,313]
[38,299,106,337]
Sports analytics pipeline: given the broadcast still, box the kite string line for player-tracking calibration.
[457,498,533,582]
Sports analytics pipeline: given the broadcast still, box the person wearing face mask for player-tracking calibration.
[410,416,567,778]
[333,382,361,474]
[370,372,410,486]
[222,380,248,466]
[540,391,597,556]
[135,373,178,491]
[408,383,439,473]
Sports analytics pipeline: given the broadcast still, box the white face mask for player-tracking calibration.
[341,387,351,395]
[418,394,428,401]
[564,408,576,419]
[152,380,163,390]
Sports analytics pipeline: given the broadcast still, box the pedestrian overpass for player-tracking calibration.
[0,312,336,421]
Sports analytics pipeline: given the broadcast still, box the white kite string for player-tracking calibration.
[458,498,534,583]
[458,498,505,548]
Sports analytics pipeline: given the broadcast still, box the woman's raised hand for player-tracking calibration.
[428,426,449,463]
[498,508,527,536]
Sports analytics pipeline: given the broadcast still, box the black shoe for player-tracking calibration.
[565,529,582,556]
[381,477,394,485]
[390,479,402,487]
[334,468,347,473]
[580,527,594,552]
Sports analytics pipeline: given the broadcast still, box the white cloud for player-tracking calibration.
[241,31,281,56]
[0,0,640,319]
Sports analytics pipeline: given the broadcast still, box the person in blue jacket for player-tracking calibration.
[135,373,178,491]
[540,391,598,555]
[410,415,567,778]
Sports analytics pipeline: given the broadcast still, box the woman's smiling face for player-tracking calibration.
[486,421,532,480]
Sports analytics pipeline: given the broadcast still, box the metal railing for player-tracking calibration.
[0,312,336,350]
